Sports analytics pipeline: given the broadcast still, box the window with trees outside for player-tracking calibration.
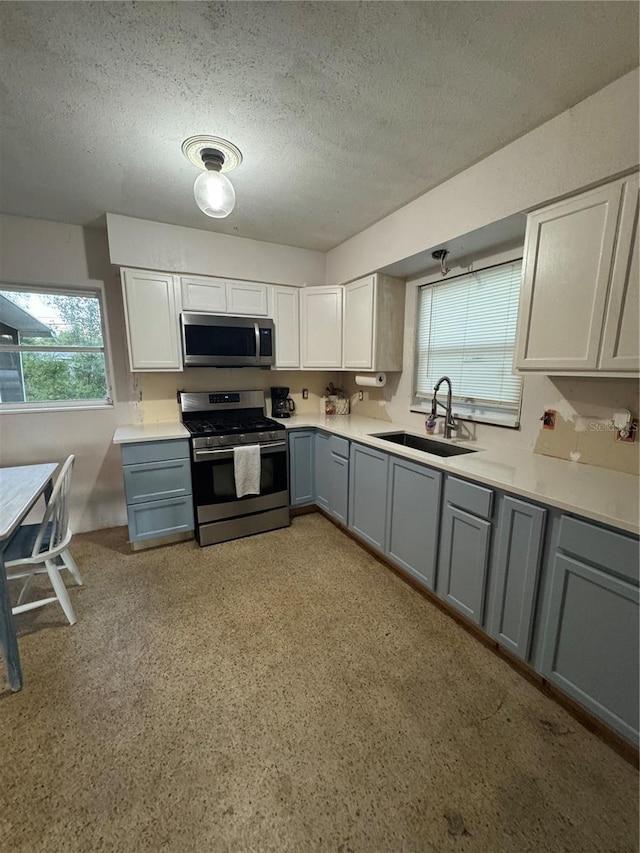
[413,260,523,428]
[0,286,112,410]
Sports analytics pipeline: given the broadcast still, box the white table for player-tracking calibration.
[0,463,58,692]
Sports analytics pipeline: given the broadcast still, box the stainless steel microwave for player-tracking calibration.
[181,313,275,368]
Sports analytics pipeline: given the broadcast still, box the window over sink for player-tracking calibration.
[0,285,112,411]
[413,259,523,428]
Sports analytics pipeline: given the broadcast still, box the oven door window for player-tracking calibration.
[193,449,287,505]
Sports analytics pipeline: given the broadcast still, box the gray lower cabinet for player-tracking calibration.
[288,430,315,506]
[437,477,493,625]
[486,496,546,660]
[348,443,389,551]
[385,456,442,590]
[540,515,639,744]
[315,432,331,511]
[330,452,349,525]
[314,432,350,523]
[121,439,194,543]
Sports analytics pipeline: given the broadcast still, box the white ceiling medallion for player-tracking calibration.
[182,135,242,219]
[181,135,243,173]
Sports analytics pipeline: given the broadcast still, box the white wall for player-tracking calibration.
[107,213,326,286]
[327,69,640,284]
[0,215,134,532]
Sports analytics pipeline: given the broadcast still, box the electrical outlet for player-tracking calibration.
[541,409,556,430]
[358,390,364,402]
[302,388,309,400]
[616,419,637,443]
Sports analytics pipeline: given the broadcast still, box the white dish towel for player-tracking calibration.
[233,445,261,498]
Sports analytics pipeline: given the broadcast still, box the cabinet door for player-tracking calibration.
[288,431,315,506]
[541,554,639,745]
[123,458,192,505]
[343,276,375,369]
[315,432,331,511]
[385,457,442,590]
[181,276,227,313]
[600,174,639,372]
[270,286,300,369]
[330,453,349,525]
[514,181,623,371]
[121,269,182,371]
[348,444,388,551]
[226,281,268,316]
[437,504,491,625]
[300,287,343,369]
[487,497,546,660]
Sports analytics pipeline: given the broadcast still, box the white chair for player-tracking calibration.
[4,455,82,625]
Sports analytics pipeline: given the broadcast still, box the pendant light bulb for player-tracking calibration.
[193,148,235,218]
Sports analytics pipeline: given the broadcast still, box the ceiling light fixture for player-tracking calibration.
[182,135,243,219]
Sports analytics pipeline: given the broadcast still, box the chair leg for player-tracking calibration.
[16,573,35,607]
[60,549,83,586]
[45,560,77,625]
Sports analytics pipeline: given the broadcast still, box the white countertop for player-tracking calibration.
[283,414,640,536]
[112,414,639,535]
[112,422,189,444]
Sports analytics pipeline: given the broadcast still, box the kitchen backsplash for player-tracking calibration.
[342,373,639,476]
[131,366,638,476]
[133,369,341,423]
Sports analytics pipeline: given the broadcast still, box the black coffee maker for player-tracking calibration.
[270,386,296,418]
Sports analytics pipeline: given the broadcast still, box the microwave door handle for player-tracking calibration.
[254,322,260,360]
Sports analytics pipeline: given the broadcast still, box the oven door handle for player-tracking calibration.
[193,441,287,462]
[254,321,260,360]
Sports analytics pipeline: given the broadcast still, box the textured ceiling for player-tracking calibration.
[0,2,638,251]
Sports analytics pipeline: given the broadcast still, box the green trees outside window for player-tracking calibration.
[0,288,110,406]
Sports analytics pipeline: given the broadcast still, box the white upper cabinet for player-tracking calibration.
[300,286,343,369]
[600,174,639,372]
[121,268,182,371]
[342,274,405,371]
[269,286,300,369]
[514,174,639,375]
[180,275,268,316]
[343,276,375,369]
[181,275,227,313]
[226,281,268,315]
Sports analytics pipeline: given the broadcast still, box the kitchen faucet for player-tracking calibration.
[430,376,459,439]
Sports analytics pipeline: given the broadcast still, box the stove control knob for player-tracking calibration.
[269,431,278,440]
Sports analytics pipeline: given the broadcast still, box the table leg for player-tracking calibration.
[0,551,22,691]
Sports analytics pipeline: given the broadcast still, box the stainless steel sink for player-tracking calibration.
[371,431,477,457]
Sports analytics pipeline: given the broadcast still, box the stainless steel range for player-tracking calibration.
[180,390,289,546]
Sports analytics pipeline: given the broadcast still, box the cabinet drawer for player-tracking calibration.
[329,435,349,458]
[123,458,192,504]
[445,476,493,519]
[127,496,194,543]
[121,439,190,466]
[558,516,639,585]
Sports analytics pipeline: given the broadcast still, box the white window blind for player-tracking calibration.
[414,260,523,428]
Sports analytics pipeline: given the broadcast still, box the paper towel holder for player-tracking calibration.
[355,373,387,388]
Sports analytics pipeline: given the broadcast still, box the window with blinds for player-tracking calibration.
[413,260,523,428]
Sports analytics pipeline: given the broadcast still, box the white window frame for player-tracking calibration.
[411,259,524,429]
[0,281,115,414]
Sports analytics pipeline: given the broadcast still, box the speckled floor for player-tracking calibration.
[0,513,638,852]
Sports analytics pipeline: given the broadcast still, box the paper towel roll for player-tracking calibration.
[355,373,386,388]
